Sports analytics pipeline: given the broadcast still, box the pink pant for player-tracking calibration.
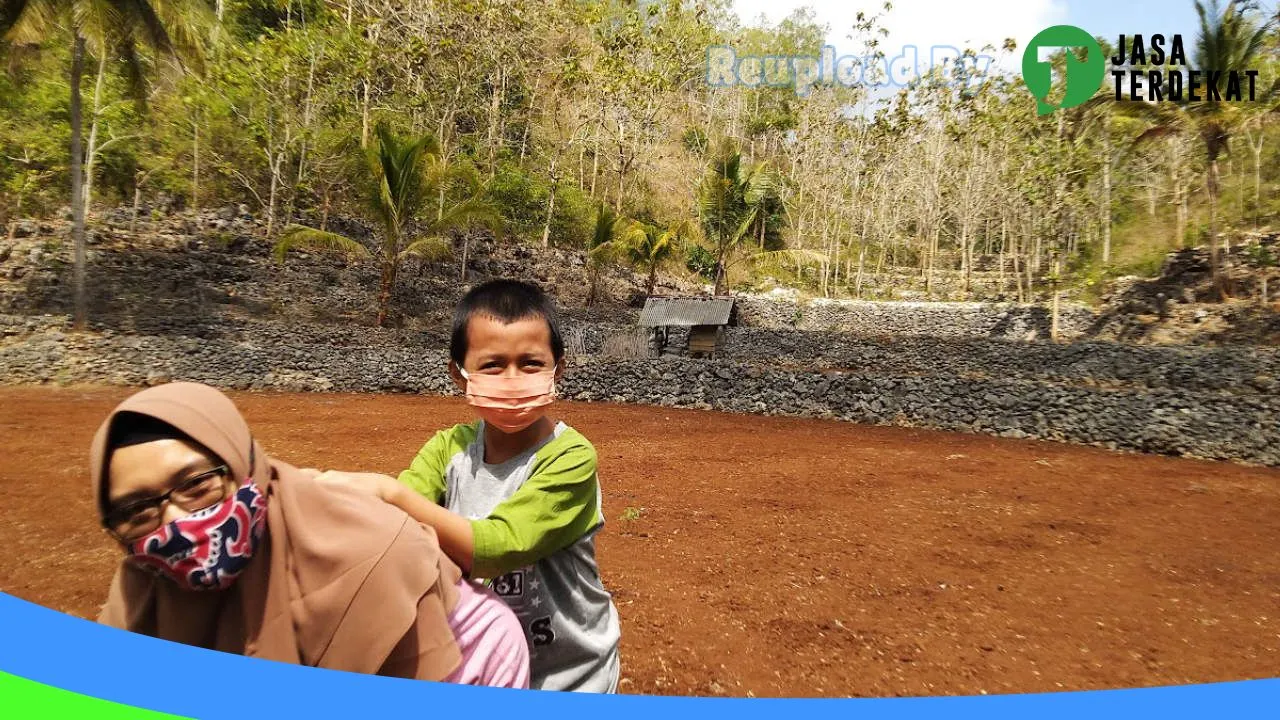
[443,579,530,689]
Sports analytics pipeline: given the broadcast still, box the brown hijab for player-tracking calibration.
[90,382,462,679]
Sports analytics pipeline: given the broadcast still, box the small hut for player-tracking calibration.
[639,296,736,359]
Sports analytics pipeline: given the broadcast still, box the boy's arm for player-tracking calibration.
[467,444,600,579]
[381,487,477,575]
[397,434,451,505]
[321,440,599,579]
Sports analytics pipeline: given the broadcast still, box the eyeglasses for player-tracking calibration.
[103,465,231,542]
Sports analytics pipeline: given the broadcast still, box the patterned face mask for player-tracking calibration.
[126,478,268,591]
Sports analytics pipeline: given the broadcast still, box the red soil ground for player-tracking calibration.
[1,385,1277,698]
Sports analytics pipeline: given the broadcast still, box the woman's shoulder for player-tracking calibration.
[271,461,419,542]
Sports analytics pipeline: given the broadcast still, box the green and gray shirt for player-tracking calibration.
[398,421,621,693]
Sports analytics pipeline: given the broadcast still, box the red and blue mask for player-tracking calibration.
[126,478,268,591]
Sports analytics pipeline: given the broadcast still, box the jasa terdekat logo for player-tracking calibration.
[1022,24,1263,115]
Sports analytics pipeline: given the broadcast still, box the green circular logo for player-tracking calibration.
[1022,25,1105,115]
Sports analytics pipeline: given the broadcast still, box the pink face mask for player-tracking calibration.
[458,366,557,434]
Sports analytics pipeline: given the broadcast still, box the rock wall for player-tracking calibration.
[720,328,1280,394]
[734,297,1097,340]
[3,316,1276,465]
[3,212,1278,466]
[0,211,653,337]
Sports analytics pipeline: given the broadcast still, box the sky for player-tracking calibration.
[727,0,1248,74]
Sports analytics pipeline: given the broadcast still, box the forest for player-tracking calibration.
[2,0,1278,326]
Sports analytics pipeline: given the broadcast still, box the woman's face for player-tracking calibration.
[105,438,235,540]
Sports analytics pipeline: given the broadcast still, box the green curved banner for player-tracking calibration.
[0,671,189,719]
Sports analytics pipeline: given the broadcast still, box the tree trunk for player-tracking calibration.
[1101,118,1112,264]
[1249,129,1264,227]
[647,265,657,296]
[266,152,279,237]
[1025,236,1035,300]
[376,256,397,327]
[360,77,371,148]
[1177,187,1188,248]
[192,115,200,215]
[70,33,88,330]
[586,264,601,306]
[1050,252,1062,341]
[460,233,470,282]
[519,88,537,162]
[927,225,939,298]
[1013,253,1025,303]
[83,53,107,213]
[1208,159,1227,301]
[296,50,317,191]
[999,212,1007,290]
[589,135,600,200]
[615,121,626,212]
[131,170,145,233]
[855,242,866,298]
[486,68,504,173]
[1234,157,1244,219]
[320,185,332,231]
[541,157,558,249]
[7,185,24,241]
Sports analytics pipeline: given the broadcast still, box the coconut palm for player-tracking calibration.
[1129,0,1274,299]
[616,219,690,296]
[2,0,211,329]
[584,203,629,307]
[697,141,781,294]
[275,123,500,326]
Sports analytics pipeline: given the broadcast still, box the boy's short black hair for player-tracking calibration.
[450,279,564,366]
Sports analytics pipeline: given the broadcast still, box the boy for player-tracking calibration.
[321,280,621,693]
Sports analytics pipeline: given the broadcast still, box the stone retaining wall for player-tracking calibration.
[2,320,1274,465]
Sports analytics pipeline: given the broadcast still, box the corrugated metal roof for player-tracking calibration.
[639,297,734,327]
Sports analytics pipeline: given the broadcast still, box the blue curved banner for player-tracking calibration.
[0,592,1275,718]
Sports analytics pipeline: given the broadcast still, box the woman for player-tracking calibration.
[90,382,529,687]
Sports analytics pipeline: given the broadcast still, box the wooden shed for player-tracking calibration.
[638,296,736,359]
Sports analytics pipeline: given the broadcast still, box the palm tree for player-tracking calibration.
[275,123,500,326]
[584,204,628,307]
[617,219,690,296]
[1130,0,1272,299]
[697,141,780,295]
[2,0,210,329]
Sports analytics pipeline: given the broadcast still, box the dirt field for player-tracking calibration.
[1,385,1278,698]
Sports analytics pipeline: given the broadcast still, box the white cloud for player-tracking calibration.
[731,0,1069,73]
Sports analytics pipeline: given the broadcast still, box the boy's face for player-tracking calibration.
[451,313,562,390]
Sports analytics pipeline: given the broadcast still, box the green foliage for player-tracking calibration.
[273,224,369,261]
[681,128,709,155]
[0,57,68,221]
[485,162,592,249]
[686,244,717,281]
[275,122,499,324]
[1244,243,1277,268]
[696,140,786,292]
[2,0,1278,312]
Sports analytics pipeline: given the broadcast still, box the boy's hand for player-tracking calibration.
[313,470,401,504]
